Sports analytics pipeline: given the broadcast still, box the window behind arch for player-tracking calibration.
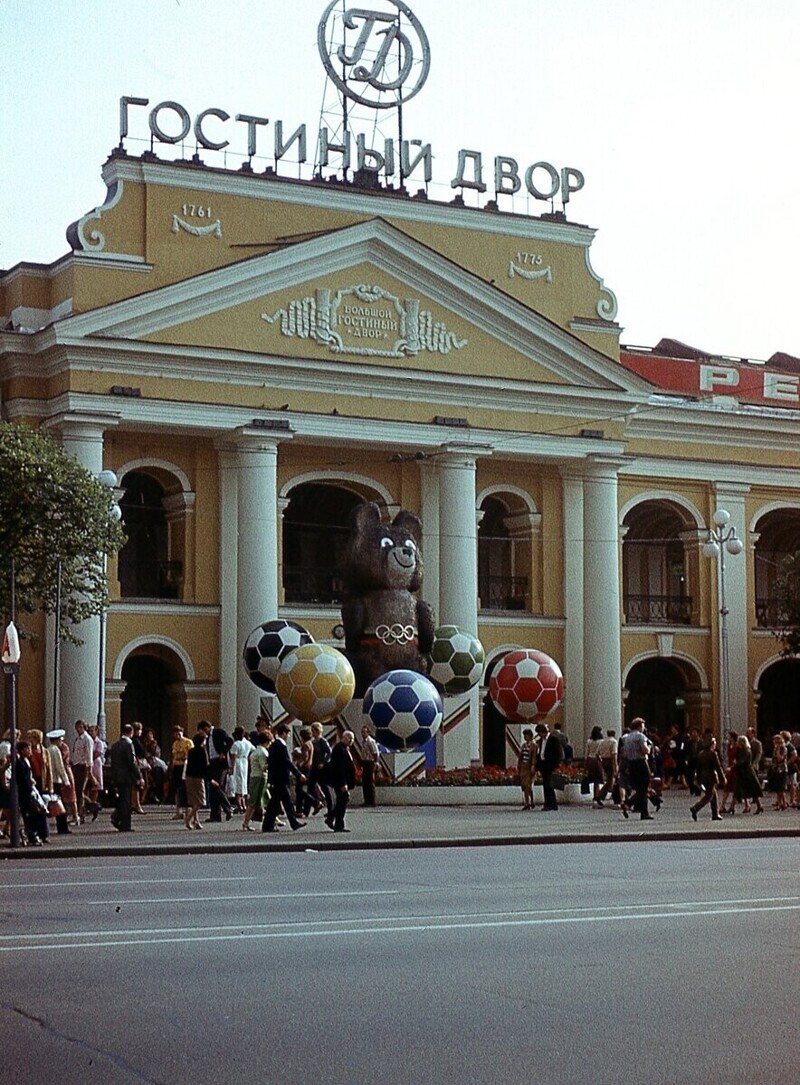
[754,509,800,627]
[622,501,692,625]
[478,495,530,611]
[118,472,183,600]
[283,483,366,604]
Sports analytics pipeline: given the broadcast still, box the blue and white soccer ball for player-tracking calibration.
[364,669,443,752]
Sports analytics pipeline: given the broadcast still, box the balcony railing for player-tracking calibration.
[755,596,791,629]
[624,594,693,625]
[119,560,183,600]
[479,575,529,611]
[284,566,345,605]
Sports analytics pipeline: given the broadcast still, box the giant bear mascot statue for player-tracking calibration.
[341,502,436,696]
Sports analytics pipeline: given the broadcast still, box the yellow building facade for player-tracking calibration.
[2,147,800,764]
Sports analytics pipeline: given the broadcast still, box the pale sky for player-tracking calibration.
[2,0,799,361]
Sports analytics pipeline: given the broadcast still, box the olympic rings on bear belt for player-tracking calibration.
[375,624,417,646]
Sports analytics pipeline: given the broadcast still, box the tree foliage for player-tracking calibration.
[774,551,800,656]
[0,422,126,639]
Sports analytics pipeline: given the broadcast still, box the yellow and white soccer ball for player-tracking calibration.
[275,644,356,723]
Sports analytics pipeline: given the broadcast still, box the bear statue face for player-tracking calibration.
[343,502,423,593]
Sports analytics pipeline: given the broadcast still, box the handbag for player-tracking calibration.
[29,785,49,814]
[44,792,66,817]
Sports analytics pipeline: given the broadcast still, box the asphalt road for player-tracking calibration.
[2,839,799,1085]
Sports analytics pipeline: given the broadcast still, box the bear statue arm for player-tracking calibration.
[416,599,436,655]
[341,597,367,653]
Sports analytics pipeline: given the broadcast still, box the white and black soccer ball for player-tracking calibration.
[427,625,485,696]
[242,620,314,693]
[364,669,443,752]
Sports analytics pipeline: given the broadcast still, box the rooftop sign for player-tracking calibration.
[117,4,584,208]
[318,1,431,109]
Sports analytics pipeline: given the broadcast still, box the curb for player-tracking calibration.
[2,826,798,860]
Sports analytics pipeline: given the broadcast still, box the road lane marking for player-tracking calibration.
[0,875,260,890]
[3,899,800,952]
[87,889,401,904]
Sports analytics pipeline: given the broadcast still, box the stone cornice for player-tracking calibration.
[1,336,647,422]
[8,389,630,464]
[103,154,598,248]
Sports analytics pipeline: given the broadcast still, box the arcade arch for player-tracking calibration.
[622,497,698,626]
[281,476,394,605]
[117,463,193,600]
[623,653,706,737]
[755,656,800,739]
[477,489,539,613]
[752,505,800,627]
[115,638,193,752]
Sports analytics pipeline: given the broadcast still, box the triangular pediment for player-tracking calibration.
[57,218,651,397]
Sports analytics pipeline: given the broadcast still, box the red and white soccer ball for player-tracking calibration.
[488,649,564,724]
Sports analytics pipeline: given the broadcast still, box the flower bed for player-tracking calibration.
[376,763,590,805]
[386,764,584,788]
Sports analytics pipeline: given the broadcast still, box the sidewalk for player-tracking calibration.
[3,791,799,859]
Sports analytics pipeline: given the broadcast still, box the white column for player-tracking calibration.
[234,428,287,727]
[217,446,239,729]
[420,460,440,620]
[437,445,487,763]
[560,467,585,750]
[44,412,119,742]
[712,482,750,731]
[582,457,624,735]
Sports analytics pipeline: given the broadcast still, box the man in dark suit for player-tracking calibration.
[326,730,356,832]
[535,722,563,811]
[109,724,141,832]
[262,723,307,832]
[198,720,233,821]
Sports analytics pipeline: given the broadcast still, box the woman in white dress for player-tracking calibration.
[228,727,254,812]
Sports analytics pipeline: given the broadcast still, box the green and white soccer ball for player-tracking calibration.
[427,625,485,696]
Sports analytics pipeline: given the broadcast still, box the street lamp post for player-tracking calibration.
[702,508,744,734]
[97,470,122,742]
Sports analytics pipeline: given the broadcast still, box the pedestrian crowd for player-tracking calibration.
[566,720,797,823]
[1,715,382,845]
[4,716,798,845]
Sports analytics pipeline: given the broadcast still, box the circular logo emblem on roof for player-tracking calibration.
[318,1,431,110]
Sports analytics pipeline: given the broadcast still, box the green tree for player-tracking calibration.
[774,551,800,656]
[0,422,125,640]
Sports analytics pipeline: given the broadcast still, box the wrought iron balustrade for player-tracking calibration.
[624,593,693,625]
[479,575,529,611]
[755,596,791,629]
[119,560,183,600]
[284,566,345,605]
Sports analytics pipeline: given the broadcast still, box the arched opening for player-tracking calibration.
[753,508,800,627]
[481,652,513,767]
[622,500,694,625]
[624,657,697,737]
[120,645,188,753]
[478,493,534,612]
[756,659,800,741]
[118,470,184,599]
[282,482,378,605]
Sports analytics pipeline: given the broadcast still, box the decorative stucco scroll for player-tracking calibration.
[67,180,125,252]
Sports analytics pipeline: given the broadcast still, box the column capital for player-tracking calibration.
[42,409,121,440]
[233,423,293,452]
[163,491,196,518]
[438,441,494,467]
[584,453,631,477]
[712,481,751,500]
